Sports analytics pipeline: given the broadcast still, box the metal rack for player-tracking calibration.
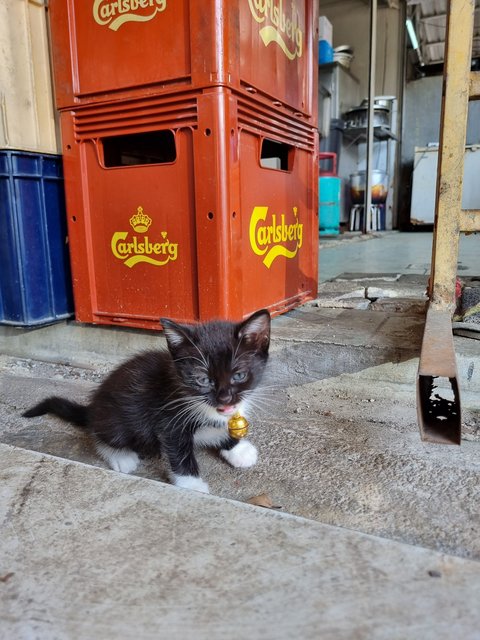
[344,97,398,232]
[343,126,397,142]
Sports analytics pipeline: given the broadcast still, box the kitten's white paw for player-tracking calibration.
[220,440,258,468]
[96,442,140,474]
[172,474,210,494]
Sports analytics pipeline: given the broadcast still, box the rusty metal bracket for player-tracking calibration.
[416,0,477,445]
[417,308,461,445]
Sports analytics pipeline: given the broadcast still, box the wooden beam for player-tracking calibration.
[469,71,480,100]
[429,0,475,311]
[460,209,480,232]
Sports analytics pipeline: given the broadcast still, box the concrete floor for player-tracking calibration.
[318,230,479,281]
[1,231,480,637]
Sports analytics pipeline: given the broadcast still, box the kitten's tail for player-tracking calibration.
[22,396,89,428]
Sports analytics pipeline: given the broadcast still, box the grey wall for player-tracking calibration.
[320,2,403,100]
[402,75,480,164]
[398,74,480,227]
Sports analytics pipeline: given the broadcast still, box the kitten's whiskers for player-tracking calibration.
[165,395,214,436]
[180,333,210,371]
[239,386,281,415]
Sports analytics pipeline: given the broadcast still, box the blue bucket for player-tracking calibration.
[319,176,341,236]
[318,40,334,64]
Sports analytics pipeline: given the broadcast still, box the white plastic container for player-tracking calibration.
[0,0,59,153]
[319,16,333,45]
[318,16,333,64]
[411,145,480,224]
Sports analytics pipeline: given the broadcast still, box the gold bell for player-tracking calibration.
[228,413,249,439]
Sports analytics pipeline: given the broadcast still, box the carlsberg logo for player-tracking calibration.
[93,0,167,31]
[110,207,178,268]
[249,205,303,268]
[248,0,304,60]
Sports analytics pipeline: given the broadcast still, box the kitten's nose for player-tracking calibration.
[217,388,234,405]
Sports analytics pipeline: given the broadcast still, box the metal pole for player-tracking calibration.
[417,0,476,444]
[364,0,377,233]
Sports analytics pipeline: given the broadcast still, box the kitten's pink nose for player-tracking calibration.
[217,405,237,416]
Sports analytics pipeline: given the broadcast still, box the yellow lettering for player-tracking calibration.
[249,207,269,256]
[111,231,128,258]
[111,224,178,268]
[247,0,304,59]
[168,243,178,260]
[249,206,304,269]
[93,0,167,31]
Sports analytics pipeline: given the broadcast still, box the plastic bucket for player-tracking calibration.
[318,40,334,64]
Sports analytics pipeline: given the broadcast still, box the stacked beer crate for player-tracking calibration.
[0,0,73,326]
[48,0,319,329]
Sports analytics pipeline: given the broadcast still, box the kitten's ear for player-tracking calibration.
[236,309,271,352]
[161,318,192,350]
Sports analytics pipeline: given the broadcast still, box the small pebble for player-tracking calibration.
[428,570,442,578]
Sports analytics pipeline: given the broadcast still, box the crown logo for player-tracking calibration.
[130,206,152,233]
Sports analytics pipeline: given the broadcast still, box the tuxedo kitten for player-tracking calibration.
[23,309,271,493]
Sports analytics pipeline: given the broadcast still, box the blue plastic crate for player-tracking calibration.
[0,150,74,326]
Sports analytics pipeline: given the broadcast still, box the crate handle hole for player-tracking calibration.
[260,138,294,171]
[101,130,176,167]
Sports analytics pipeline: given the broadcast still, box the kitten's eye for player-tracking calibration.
[231,371,248,383]
[195,374,213,387]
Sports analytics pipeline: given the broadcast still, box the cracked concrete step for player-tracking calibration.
[2,351,480,563]
[314,273,429,310]
[2,443,480,640]
[1,303,479,567]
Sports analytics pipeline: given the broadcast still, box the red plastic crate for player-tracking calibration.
[60,88,318,329]
[48,0,318,124]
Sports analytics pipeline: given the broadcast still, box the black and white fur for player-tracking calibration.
[22,310,271,493]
